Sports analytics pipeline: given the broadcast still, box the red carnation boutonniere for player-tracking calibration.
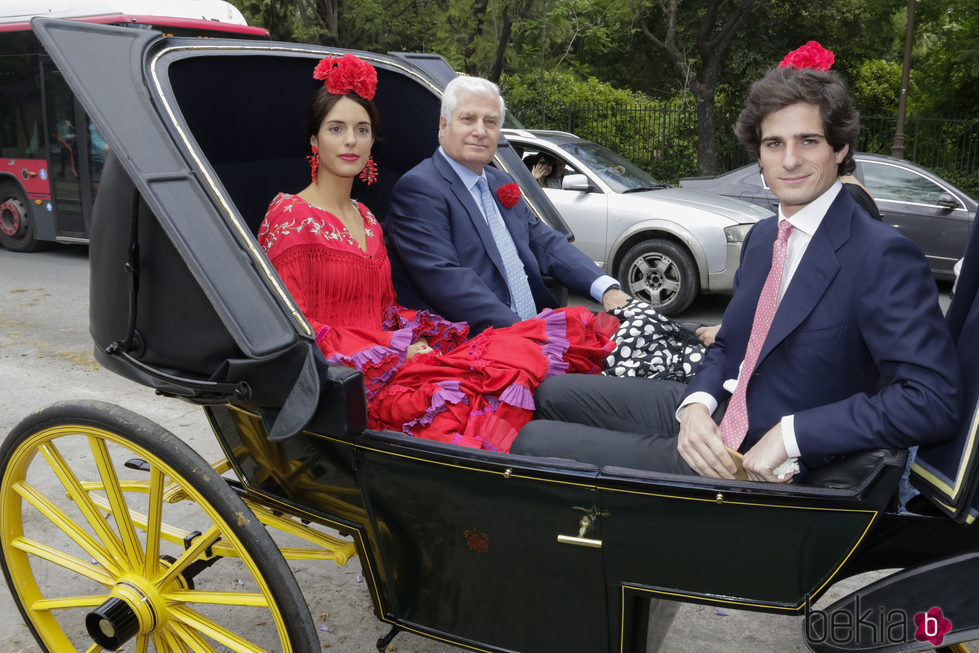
[778,41,835,71]
[497,183,520,209]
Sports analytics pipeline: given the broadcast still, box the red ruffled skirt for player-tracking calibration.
[369,307,619,452]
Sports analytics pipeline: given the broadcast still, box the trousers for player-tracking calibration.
[513,374,715,473]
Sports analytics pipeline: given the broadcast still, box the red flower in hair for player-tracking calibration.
[778,41,835,71]
[497,183,520,208]
[313,54,378,100]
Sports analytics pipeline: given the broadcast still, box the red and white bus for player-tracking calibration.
[0,1,268,251]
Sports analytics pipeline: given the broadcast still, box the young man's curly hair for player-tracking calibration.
[734,66,860,177]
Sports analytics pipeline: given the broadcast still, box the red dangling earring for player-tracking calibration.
[359,156,378,186]
[307,145,319,184]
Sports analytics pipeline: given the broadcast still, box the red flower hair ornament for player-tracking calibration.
[778,41,835,71]
[313,54,378,101]
[497,183,521,209]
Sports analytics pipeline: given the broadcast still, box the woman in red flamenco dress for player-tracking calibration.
[258,55,618,453]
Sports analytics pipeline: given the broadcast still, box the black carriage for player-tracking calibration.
[2,18,979,653]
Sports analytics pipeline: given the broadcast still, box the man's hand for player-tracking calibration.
[677,404,737,479]
[602,287,631,311]
[696,323,721,346]
[742,424,794,483]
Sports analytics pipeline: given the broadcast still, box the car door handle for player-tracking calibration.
[557,515,603,549]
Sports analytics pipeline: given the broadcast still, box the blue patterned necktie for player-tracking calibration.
[476,177,537,320]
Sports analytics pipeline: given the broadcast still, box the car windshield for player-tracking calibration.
[558,141,668,193]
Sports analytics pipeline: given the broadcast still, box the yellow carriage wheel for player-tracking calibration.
[0,401,319,652]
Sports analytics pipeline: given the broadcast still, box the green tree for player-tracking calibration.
[851,59,911,116]
[913,0,979,116]
[630,0,757,176]
[235,0,301,41]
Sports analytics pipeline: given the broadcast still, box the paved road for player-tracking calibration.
[0,245,967,652]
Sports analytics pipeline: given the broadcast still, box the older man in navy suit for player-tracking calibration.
[516,64,961,483]
[386,76,630,334]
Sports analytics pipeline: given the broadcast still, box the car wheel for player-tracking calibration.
[617,239,699,316]
[0,181,41,252]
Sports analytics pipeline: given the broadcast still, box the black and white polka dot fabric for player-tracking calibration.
[604,299,706,382]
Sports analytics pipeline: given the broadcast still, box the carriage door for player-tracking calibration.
[357,443,610,652]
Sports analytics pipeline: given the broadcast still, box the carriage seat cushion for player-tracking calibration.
[804,448,907,490]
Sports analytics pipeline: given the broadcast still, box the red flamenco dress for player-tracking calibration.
[259,193,618,452]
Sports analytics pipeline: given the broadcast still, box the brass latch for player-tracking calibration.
[557,513,603,549]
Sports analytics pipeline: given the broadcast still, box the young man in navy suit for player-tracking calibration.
[515,64,961,483]
[386,76,630,334]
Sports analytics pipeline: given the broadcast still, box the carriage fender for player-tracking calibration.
[805,551,979,652]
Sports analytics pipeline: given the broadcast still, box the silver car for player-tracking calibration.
[503,129,773,315]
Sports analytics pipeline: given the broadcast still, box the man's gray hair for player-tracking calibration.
[440,76,506,121]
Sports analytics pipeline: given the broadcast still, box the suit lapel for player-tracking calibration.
[433,153,508,276]
[757,195,853,363]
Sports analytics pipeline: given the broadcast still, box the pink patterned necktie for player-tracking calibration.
[719,220,794,449]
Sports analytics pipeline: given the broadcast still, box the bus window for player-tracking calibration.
[43,64,86,236]
[0,1,268,251]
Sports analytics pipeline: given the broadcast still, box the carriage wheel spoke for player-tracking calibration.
[170,605,265,652]
[38,442,128,568]
[169,617,217,652]
[154,631,180,652]
[31,594,107,611]
[11,536,113,586]
[89,436,145,569]
[143,466,165,578]
[12,480,120,574]
[155,524,222,587]
[164,589,269,607]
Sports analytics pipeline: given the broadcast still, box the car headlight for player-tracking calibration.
[724,224,754,243]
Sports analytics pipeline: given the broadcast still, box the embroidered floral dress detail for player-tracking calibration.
[258,193,376,255]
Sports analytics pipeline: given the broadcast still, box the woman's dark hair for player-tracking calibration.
[524,152,553,169]
[734,67,859,176]
[306,85,380,140]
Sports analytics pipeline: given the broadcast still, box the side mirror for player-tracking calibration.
[562,173,592,192]
[937,192,959,211]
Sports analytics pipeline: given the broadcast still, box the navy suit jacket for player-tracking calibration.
[386,151,604,332]
[684,189,961,472]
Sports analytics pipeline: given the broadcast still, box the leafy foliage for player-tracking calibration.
[227,0,979,180]
[505,72,701,182]
[852,59,909,116]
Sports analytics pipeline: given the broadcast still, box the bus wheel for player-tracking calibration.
[0,401,319,652]
[0,181,41,252]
